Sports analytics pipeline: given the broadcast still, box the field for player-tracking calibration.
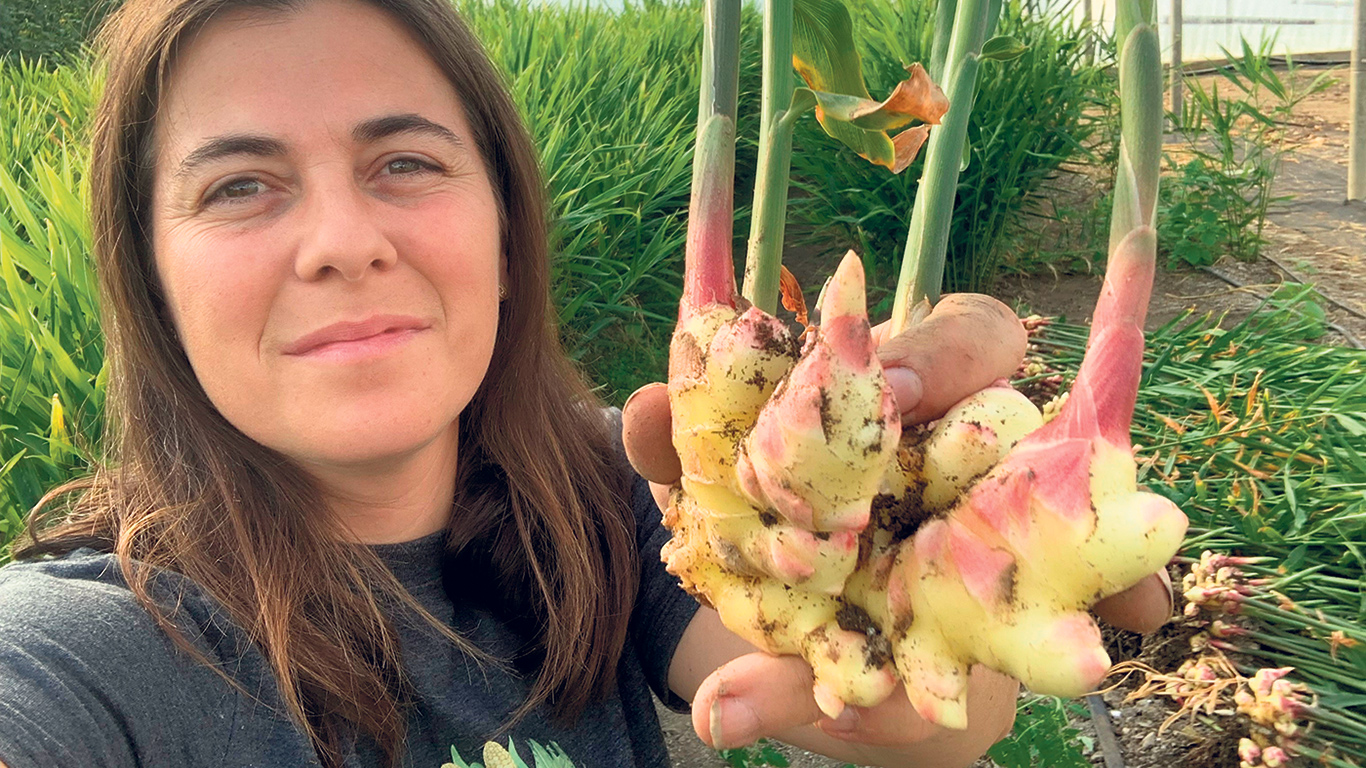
[4,2,1366,767]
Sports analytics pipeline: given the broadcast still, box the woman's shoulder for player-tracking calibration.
[0,551,313,765]
[2,548,162,611]
[0,548,238,660]
[0,548,143,618]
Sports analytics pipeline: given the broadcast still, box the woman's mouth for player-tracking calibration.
[284,315,430,360]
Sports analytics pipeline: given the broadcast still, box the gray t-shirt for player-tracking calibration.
[0,475,698,767]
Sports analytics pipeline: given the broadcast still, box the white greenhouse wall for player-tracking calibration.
[1070,0,1354,62]
[522,0,1352,63]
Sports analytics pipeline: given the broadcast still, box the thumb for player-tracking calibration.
[873,294,1027,425]
[692,652,827,750]
[620,382,681,485]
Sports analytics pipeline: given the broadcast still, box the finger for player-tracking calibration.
[872,294,1027,425]
[648,480,671,516]
[692,652,825,750]
[693,652,945,751]
[621,382,681,485]
[1093,570,1174,634]
[810,684,939,747]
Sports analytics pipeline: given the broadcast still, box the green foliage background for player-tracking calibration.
[0,0,117,65]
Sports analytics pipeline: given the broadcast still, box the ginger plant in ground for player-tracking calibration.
[653,0,1186,730]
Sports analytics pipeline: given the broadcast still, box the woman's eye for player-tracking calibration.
[385,157,437,176]
[209,178,264,203]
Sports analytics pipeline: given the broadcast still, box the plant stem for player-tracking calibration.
[696,0,740,131]
[683,0,742,313]
[889,0,994,335]
[929,0,958,83]
[1111,0,1161,244]
[742,0,795,314]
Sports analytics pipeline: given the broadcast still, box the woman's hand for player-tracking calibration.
[622,293,1174,764]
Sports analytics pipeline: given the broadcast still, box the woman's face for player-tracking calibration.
[150,0,501,475]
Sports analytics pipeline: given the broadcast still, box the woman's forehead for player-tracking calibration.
[156,0,466,158]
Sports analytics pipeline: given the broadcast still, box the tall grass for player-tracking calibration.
[459,0,715,397]
[0,0,116,66]
[1,59,102,545]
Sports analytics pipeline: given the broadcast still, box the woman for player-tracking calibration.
[0,0,1171,766]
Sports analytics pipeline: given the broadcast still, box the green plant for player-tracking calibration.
[986,695,1092,768]
[0,0,115,66]
[718,737,791,767]
[786,0,1106,301]
[1157,156,1233,268]
[444,737,576,768]
[1160,37,1334,266]
[0,59,104,555]
[0,57,97,179]
[1266,283,1327,341]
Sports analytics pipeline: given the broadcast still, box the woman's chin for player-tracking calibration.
[269,419,461,480]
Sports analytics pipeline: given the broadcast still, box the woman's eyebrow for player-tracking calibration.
[352,113,463,149]
[172,114,462,181]
[174,135,286,181]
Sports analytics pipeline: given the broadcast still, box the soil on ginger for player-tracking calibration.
[653,66,1363,768]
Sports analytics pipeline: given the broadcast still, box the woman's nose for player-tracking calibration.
[292,176,399,282]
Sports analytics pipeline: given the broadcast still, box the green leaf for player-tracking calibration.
[1334,413,1366,436]
[1283,543,1308,572]
[979,35,1027,61]
[792,0,867,101]
[5,345,36,416]
[792,0,945,172]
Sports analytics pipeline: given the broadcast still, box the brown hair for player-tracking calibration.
[17,0,639,765]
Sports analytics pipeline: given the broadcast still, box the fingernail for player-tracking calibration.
[709,696,761,750]
[622,383,651,413]
[1159,568,1175,616]
[823,706,861,734]
[884,367,923,413]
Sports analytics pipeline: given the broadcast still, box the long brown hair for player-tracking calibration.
[16,0,640,765]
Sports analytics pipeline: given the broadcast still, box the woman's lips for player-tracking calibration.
[294,326,425,361]
[284,315,429,360]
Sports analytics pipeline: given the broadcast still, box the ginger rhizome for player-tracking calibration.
[651,0,1185,731]
[661,222,1187,727]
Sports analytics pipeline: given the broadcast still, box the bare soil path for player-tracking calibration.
[998,67,1366,348]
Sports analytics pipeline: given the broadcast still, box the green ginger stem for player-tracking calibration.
[696,0,740,130]
[742,0,796,314]
[683,0,742,311]
[928,0,958,82]
[889,0,1001,336]
[1111,0,1162,248]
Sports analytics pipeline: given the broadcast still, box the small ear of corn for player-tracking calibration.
[483,742,517,768]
